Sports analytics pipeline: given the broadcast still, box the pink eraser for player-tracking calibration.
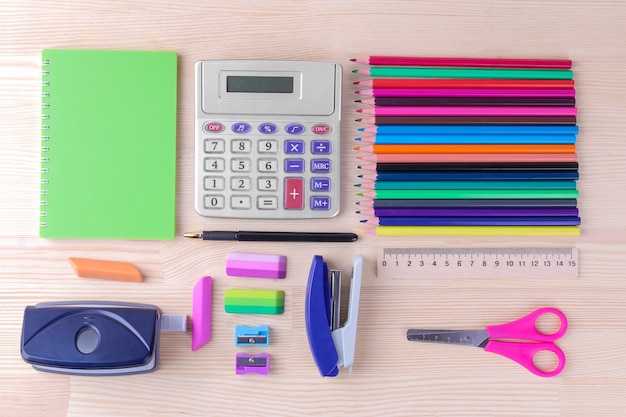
[192,276,212,351]
[226,252,287,279]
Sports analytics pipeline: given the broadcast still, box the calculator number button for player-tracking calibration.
[232,139,252,153]
[285,159,305,173]
[204,138,225,153]
[204,176,225,190]
[231,159,252,172]
[258,123,278,134]
[258,159,279,173]
[203,122,225,134]
[258,177,278,191]
[285,123,305,135]
[284,178,304,210]
[311,159,331,173]
[258,196,278,210]
[312,140,332,154]
[259,140,278,153]
[231,177,251,191]
[204,195,225,209]
[205,158,225,172]
[285,140,305,154]
[232,122,252,134]
[231,195,252,209]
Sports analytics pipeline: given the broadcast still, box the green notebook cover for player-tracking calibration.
[40,49,177,239]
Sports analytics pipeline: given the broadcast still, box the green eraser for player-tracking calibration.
[224,289,285,314]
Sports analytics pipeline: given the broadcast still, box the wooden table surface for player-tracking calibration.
[2,1,625,416]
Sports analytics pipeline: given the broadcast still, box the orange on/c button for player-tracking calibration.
[284,178,304,209]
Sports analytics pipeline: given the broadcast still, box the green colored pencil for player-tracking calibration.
[353,67,573,80]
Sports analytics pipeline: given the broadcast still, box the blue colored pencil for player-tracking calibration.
[356,134,576,144]
[356,180,577,190]
[358,125,579,135]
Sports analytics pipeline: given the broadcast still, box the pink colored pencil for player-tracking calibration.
[356,153,578,163]
[357,106,577,117]
[354,88,576,98]
[350,56,572,69]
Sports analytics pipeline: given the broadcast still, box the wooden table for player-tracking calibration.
[1,1,625,415]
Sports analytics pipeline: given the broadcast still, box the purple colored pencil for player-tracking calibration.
[358,207,579,217]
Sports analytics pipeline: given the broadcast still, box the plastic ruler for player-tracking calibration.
[377,247,578,279]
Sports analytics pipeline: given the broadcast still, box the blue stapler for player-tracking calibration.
[305,254,363,377]
[20,301,187,376]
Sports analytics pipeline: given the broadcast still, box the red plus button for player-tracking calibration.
[284,178,304,209]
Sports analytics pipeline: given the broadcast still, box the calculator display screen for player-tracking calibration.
[226,76,294,94]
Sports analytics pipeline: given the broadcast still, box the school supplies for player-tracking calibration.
[192,277,213,351]
[377,247,579,279]
[353,55,580,235]
[407,308,568,377]
[224,289,285,314]
[194,60,342,219]
[235,353,270,375]
[226,253,287,279]
[68,258,142,282]
[235,325,269,347]
[184,230,358,242]
[40,49,177,239]
[305,255,363,377]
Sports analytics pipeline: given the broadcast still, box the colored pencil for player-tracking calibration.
[356,134,576,144]
[357,106,577,117]
[357,97,575,107]
[356,180,577,190]
[356,153,578,163]
[357,207,579,217]
[362,216,581,226]
[357,189,579,200]
[363,162,578,171]
[355,144,576,154]
[353,79,575,89]
[354,88,575,98]
[358,116,577,125]
[358,125,579,135]
[353,67,574,79]
[350,56,572,69]
[356,198,579,208]
[358,171,580,181]
[359,226,580,236]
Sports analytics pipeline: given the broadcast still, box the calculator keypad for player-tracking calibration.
[196,121,339,219]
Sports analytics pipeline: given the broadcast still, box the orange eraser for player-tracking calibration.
[68,257,143,282]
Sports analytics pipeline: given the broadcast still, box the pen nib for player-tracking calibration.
[183,232,202,239]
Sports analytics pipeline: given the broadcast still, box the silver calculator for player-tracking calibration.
[194,60,342,219]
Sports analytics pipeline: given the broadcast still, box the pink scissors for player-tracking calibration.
[406,308,568,377]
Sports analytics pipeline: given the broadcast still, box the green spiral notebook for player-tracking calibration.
[40,49,177,239]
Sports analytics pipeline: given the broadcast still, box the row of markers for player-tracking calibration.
[351,55,580,236]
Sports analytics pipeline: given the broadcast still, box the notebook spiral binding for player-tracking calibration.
[40,59,51,228]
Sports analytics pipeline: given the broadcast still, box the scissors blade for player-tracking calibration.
[407,329,489,347]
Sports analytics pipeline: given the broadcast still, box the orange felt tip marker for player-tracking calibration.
[68,257,143,282]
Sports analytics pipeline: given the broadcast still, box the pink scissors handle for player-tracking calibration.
[484,340,566,377]
[484,308,568,377]
[486,307,568,342]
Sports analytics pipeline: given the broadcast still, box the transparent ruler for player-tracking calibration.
[378,247,578,279]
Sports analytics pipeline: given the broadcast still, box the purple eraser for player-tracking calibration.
[192,276,212,351]
[226,252,287,279]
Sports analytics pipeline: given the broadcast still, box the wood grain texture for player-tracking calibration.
[1,0,626,415]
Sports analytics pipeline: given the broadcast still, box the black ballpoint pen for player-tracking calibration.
[183,230,358,243]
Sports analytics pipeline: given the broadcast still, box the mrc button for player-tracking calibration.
[203,122,225,134]
[312,124,331,135]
